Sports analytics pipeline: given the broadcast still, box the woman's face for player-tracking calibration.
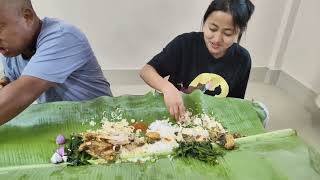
[203,11,239,58]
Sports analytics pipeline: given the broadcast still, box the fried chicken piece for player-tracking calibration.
[224,134,235,150]
[146,132,161,144]
[78,140,115,160]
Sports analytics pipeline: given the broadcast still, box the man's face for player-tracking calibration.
[0,5,33,57]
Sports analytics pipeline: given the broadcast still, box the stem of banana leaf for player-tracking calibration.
[120,129,297,160]
[309,146,320,174]
[211,129,297,148]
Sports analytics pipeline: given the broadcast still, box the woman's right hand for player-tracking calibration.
[162,83,186,121]
[139,64,186,121]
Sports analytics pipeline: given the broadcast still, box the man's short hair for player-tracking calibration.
[1,0,33,9]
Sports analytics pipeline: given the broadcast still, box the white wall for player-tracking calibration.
[241,0,289,67]
[281,0,320,94]
[30,0,288,69]
[33,0,211,70]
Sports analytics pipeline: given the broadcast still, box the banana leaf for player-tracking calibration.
[0,91,319,180]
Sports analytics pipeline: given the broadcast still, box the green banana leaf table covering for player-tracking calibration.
[0,91,319,180]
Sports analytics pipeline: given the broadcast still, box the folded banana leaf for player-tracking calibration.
[0,91,319,180]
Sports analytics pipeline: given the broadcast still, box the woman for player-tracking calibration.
[140,0,255,120]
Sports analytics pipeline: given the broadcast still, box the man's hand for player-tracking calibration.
[0,76,54,125]
[0,77,10,88]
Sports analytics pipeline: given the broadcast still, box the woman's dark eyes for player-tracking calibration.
[210,28,233,36]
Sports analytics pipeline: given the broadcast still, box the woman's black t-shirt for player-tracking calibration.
[147,32,251,99]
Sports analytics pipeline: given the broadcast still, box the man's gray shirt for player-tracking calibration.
[1,17,112,103]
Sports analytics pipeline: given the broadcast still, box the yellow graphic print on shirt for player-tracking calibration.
[188,73,229,97]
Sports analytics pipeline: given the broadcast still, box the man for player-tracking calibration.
[0,0,113,125]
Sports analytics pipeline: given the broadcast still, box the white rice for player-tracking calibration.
[147,120,180,138]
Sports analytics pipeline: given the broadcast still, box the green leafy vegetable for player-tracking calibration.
[66,135,93,166]
[172,141,224,165]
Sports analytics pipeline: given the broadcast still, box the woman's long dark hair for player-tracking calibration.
[202,0,255,43]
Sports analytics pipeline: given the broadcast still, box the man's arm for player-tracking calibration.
[0,76,54,125]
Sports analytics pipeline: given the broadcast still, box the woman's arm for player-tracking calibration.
[140,64,185,120]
